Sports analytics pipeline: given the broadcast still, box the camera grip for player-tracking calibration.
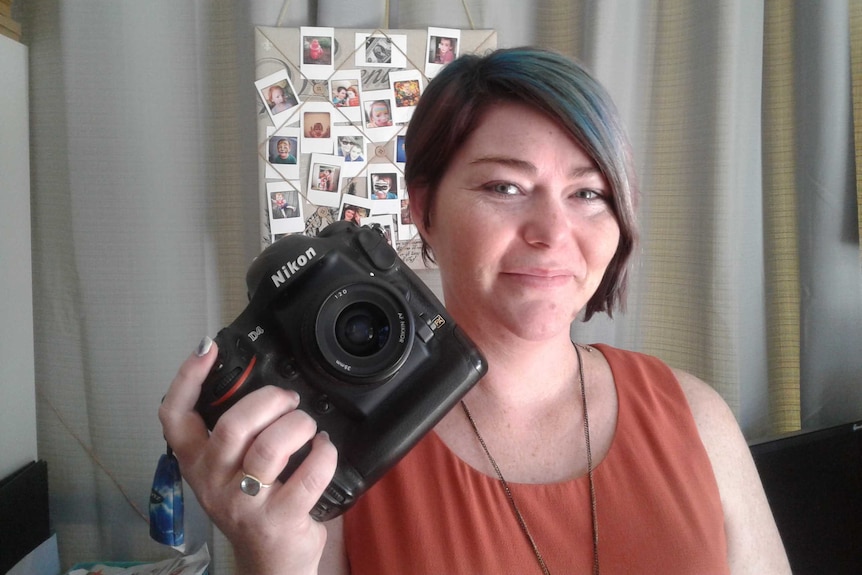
[195,326,261,430]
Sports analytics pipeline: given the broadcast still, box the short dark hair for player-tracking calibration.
[404,47,638,320]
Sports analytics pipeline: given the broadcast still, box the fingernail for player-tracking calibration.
[318,430,330,442]
[195,336,213,357]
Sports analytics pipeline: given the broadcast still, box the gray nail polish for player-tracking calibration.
[195,336,213,357]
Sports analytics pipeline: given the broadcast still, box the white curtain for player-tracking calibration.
[18,0,862,571]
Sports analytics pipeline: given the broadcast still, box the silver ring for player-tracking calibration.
[239,472,272,496]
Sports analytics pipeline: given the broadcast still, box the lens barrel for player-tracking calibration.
[315,281,413,381]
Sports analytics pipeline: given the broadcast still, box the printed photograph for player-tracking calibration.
[270,189,299,219]
[365,36,392,64]
[354,33,407,69]
[265,126,300,181]
[364,99,392,128]
[303,113,331,138]
[314,165,338,192]
[339,196,372,225]
[370,172,397,199]
[302,35,332,65]
[393,80,420,108]
[300,26,335,80]
[255,69,301,126]
[268,136,298,165]
[329,70,363,123]
[390,70,423,123]
[307,153,345,208]
[337,135,365,162]
[331,80,360,108]
[396,135,406,164]
[425,27,461,79]
[430,36,457,65]
[266,181,304,235]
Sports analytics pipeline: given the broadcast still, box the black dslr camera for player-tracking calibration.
[195,222,487,521]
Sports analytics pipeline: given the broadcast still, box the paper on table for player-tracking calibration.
[65,543,209,575]
[7,533,60,575]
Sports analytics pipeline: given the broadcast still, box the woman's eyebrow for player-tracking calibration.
[468,156,536,173]
[469,156,602,179]
[569,166,602,179]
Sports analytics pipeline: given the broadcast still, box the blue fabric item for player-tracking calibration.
[149,447,184,546]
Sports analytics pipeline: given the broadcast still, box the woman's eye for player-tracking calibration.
[489,182,520,195]
[575,188,605,201]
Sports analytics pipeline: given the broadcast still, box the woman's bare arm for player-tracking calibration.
[674,368,791,574]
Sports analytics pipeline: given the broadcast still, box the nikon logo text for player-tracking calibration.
[271,247,317,288]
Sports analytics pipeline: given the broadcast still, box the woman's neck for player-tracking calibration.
[464,331,582,412]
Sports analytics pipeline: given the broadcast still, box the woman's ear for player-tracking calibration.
[406,182,436,263]
[407,183,430,237]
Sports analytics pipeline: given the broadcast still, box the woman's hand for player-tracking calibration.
[159,337,339,575]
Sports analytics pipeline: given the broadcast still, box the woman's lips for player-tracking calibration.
[501,269,575,288]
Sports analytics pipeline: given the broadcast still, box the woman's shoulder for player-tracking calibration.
[592,343,738,439]
[593,344,729,410]
[669,367,738,434]
[667,370,792,572]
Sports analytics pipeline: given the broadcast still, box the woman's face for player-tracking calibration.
[414,102,620,342]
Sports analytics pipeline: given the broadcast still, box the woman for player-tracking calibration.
[160,48,789,574]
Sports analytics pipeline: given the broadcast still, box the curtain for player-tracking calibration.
[852,0,862,264]
[18,0,862,571]
[762,2,801,434]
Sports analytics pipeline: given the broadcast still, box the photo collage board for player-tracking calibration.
[255,26,497,268]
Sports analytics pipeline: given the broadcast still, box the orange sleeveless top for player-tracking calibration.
[342,344,729,574]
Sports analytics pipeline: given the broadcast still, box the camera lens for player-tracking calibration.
[315,281,413,382]
[335,303,390,357]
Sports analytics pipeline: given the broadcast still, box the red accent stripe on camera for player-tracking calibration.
[211,355,258,407]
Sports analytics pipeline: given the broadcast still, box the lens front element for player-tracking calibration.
[335,303,391,357]
[316,281,413,381]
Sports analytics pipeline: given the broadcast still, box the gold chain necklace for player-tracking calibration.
[460,343,599,575]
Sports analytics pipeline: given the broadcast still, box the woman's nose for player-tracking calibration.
[522,195,571,248]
